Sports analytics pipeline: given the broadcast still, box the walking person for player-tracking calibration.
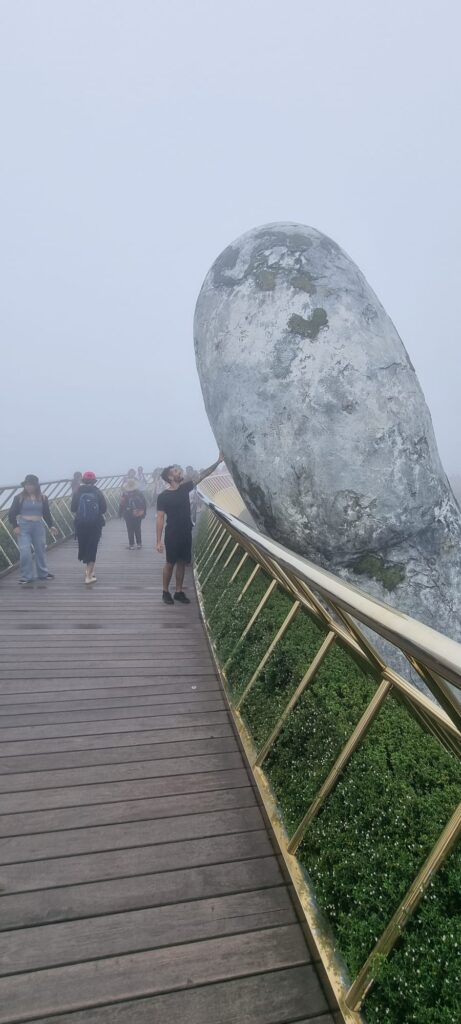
[9,474,58,584]
[156,452,223,605]
[71,471,107,585]
[119,478,147,549]
[136,466,147,492]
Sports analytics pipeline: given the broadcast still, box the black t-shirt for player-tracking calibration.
[157,481,194,535]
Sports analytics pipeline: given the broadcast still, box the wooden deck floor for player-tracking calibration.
[0,517,335,1024]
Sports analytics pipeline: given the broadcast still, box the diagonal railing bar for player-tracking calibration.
[237,563,261,603]
[201,534,234,588]
[236,600,301,711]
[255,630,336,767]
[288,677,393,853]
[345,801,461,1010]
[223,578,277,672]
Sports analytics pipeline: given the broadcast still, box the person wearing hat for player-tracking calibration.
[8,474,58,584]
[71,471,107,584]
[119,478,147,549]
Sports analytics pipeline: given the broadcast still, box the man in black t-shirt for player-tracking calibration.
[156,454,223,605]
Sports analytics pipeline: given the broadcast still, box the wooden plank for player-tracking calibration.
[0,887,294,974]
[0,672,219,694]
[0,805,264,864]
[0,855,282,932]
[0,785,255,837]
[0,699,225,727]
[0,830,274,900]
[0,692,221,715]
[14,967,332,1024]
[0,746,241,786]
[0,662,215,680]
[1,767,249,812]
[0,711,231,743]
[0,722,234,757]
[0,681,221,706]
[0,925,310,1023]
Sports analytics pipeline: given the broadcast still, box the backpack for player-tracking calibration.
[77,491,100,524]
[127,492,144,517]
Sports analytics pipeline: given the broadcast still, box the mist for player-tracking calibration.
[1,0,460,484]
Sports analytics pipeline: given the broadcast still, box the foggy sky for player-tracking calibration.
[1,0,460,484]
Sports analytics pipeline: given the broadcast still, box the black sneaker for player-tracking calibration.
[39,573,55,580]
[19,579,33,585]
[174,591,191,604]
[162,591,174,605]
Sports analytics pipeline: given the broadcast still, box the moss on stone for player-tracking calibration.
[352,553,405,591]
[291,272,316,294]
[288,308,328,340]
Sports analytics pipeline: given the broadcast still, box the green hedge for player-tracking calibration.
[198,523,461,1024]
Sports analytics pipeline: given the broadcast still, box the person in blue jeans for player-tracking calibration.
[9,474,58,584]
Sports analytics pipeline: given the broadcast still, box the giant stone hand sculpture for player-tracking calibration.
[194,223,461,648]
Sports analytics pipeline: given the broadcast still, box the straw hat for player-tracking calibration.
[124,479,138,491]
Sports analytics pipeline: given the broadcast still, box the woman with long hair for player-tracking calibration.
[71,471,107,585]
[8,474,58,585]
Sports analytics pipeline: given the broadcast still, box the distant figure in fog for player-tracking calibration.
[9,474,58,584]
[71,471,82,495]
[71,471,107,585]
[137,466,147,492]
[119,478,147,549]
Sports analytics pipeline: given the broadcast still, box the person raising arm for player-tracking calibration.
[156,452,223,605]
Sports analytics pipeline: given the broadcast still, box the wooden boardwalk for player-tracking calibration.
[0,517,335,1024]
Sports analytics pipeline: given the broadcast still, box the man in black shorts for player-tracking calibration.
[156,453,223,605]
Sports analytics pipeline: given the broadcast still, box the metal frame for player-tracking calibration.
[194,484,461,1024]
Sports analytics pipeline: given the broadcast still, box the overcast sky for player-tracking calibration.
[1,0,459,483]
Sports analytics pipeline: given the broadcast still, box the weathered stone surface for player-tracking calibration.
[194,223,461,656]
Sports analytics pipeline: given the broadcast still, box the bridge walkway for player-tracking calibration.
[0,517,334,1024]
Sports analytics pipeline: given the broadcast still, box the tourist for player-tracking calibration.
[156,453,223,605]
[9,474,58,584]
[119,478,147,549]
[71,471,107,585]
[137,466,147,492]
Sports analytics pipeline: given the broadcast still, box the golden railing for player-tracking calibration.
[194,475,461,1024]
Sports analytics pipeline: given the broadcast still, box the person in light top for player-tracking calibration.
[9,474,58,584]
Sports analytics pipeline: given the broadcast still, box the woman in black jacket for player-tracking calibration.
[9,474,58,584]
[71,471,107,585]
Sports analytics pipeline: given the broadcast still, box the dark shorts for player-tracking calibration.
[165,531,192,566]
